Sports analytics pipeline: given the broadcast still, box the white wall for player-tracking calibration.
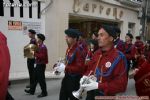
[0,0,45,80]
[45,0,68,70]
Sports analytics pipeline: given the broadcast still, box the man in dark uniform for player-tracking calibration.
[80,25,128,100]
[25,34,48,98]
[114,27,125,52]
[55,29,86,100]
[26,29,36,88]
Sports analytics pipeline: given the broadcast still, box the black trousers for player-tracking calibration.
[30,64,47,94]
[59,73,81,100]
[86,90,104,100]
[27,58,35,86]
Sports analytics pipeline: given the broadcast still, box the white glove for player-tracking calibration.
[81,78,98,91]
[54,63,66,72]
[80,75,88,85]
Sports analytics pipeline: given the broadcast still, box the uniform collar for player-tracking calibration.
[38,43,44,47]
[30,38,36,41]
[101,46,115,56]
[68,42,78,51]
[114,38,120,45]
[125,41,132,45]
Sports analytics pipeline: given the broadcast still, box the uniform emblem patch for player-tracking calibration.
[105,62,111,68]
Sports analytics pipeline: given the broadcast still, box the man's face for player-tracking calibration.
[65,35,76,46]
[35,35,41,44]
[136,39,140,42]
[125,35,131,42]
[97,28,113,48]
[28,32,34,38]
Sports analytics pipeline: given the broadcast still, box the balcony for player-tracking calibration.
[118,0,142,7]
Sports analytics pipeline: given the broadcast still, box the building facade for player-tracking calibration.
[45,0,142,70]
[141,0,150,40]
[0,0,46,80]
[0,0,141,80]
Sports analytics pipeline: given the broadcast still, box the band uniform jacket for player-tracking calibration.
[34,44,48,64]
[114,38,125,53]
[65,43,86,75]
[134,53,150,97]
[0,32,10,100]
[124,43,136,61]
[84,47,128,95]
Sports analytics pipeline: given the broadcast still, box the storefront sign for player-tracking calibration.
[73,0,80,13]
[83,3,89,12]
[8,21,22,30]
[92,4,97,13]
[73,0,124,19]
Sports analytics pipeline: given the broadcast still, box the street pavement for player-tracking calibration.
[8,78,137,100]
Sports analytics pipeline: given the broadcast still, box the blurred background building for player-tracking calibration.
[140,0,150,40]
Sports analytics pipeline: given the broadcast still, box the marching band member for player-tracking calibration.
[78,31,88,57]
[134,36,145,67]
[55,29,86,100]
[134,36,144,55]
[114,27,125,52]
[80,25,128,100]
[85,39,99,64]
[124,33,136,73]
[133,41,150,97]
[92,31,98,41]
[25,29,36,89]
[25,34,48,98]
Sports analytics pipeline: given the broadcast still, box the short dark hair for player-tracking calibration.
[28,29,36,34]
[126,33,133,39]
[37,34,45,41]
[101,25,117,39]
[93,32,98,37]
[135,36,141,40]
[65,28,80,39]
[114,27,121,37]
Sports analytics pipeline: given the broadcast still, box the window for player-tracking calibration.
[128,23,135,34]
[0,0,4,16]
[28,0,32,18]
[19,0,23,17]
[38,1,41,19]
[10,0,14,17]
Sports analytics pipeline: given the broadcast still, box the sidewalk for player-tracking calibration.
[9,71,65,81]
